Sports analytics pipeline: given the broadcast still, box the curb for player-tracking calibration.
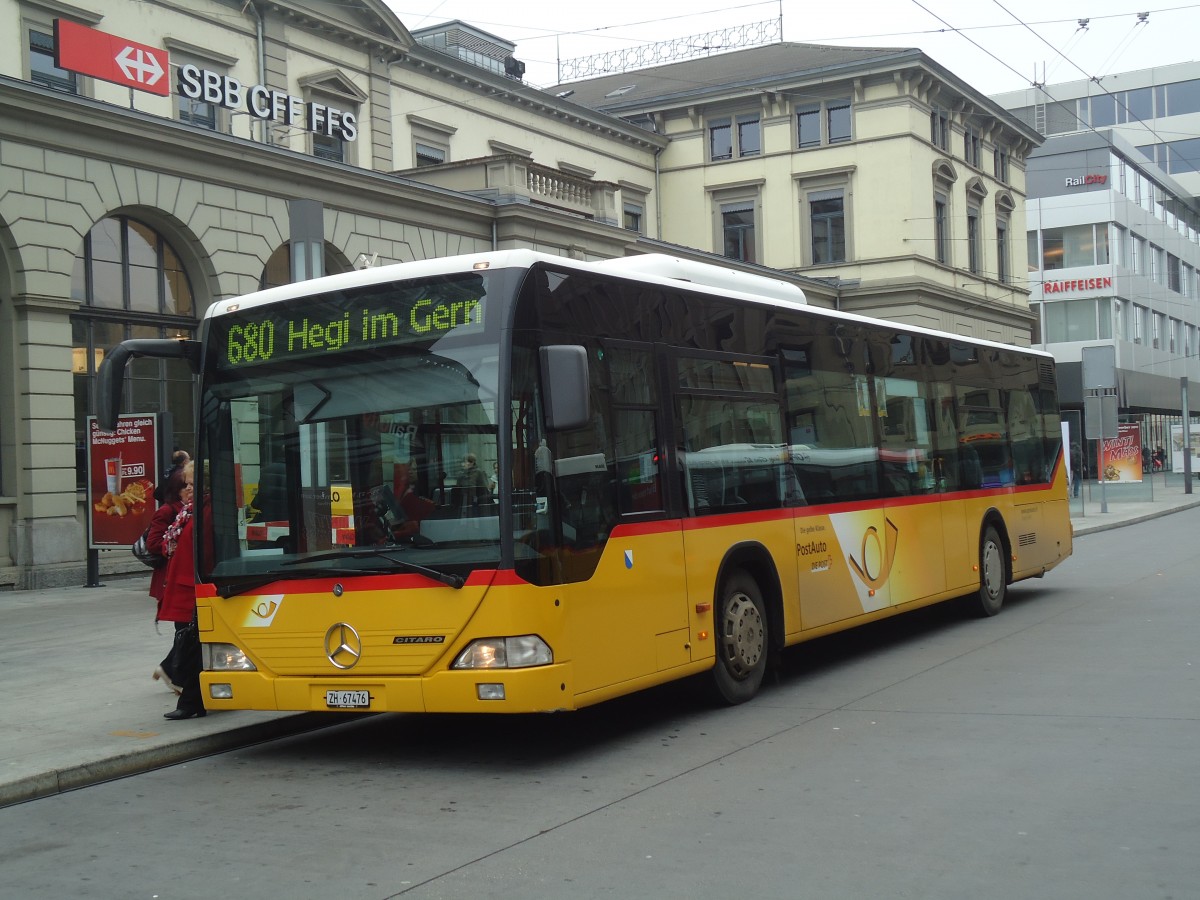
[0,712,347,809]
[1072,497,1200,537]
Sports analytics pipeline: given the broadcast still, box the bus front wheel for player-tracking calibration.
[709,571,768,704]
[974,525,1007,617]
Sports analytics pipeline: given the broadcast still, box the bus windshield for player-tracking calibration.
[197,274,503,590]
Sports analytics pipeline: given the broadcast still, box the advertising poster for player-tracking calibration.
[1099,421,1142,483]
[87,414,160,549]
[1170,424,1200,474]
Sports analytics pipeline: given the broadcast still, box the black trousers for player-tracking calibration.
[163,620,204,712]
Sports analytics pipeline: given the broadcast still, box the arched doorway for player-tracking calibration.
[71,214,198,487]
[259,241,351,290]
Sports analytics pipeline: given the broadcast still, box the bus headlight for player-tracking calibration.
[202,642,258,671]
[452,636,552,669]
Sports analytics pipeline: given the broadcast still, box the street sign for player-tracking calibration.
[53,19,170,96]
[1084,394,1119,440]
[1081,344,1117,390]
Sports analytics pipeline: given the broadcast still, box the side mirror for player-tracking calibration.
[96,338,201,431]
[539,345,590,431]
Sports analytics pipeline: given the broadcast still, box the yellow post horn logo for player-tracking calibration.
[848,517,899,591]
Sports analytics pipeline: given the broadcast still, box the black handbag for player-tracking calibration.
[132,527,166,569]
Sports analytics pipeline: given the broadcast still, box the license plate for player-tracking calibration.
[325,689,370,709]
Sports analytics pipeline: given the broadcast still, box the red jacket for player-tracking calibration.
[158,498,213,624]
[146,500,182,602]
[159,508,196,624]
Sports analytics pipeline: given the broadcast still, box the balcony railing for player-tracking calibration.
[395,153,618,225]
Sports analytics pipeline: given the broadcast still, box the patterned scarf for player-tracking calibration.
[163,500,193,559]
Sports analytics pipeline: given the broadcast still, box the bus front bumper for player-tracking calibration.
[200,663,575,714]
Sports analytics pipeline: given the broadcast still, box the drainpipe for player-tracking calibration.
[247,2,268,143]
[653,141,664,241]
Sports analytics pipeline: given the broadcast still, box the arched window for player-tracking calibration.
[259,242,350,290]
[996,191,1016,284]
[71,215,197,488]
[965,178,988,276]
[932,161,958,266]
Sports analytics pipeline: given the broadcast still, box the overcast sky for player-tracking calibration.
[385,0,1199,96]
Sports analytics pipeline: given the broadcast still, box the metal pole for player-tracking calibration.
[1098,437,1108,514]
[85,548,104,588]
[1184,377,1193,495]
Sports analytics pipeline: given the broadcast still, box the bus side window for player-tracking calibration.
[930,385,960,491]
[609,346,663,516]
[784,330,878,504]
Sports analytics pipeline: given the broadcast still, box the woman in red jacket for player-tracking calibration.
[158,462,205,719]
[148,467,187,691]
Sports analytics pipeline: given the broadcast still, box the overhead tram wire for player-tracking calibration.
[908,2,1200,342]
[909,0,1193,178]
[987,1,1195,180]
[1092,14,1151,75]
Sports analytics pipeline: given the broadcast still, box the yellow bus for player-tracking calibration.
[97,250,1071,712]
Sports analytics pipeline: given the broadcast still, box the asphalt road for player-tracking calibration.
[2,507,1197,899]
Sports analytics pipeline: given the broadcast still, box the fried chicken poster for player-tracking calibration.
[87,414,160,549]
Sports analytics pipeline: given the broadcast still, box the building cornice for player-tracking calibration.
[398,52,666,153]
[255,0,413,54]
[20,0,103,25]
[0,77,493,221]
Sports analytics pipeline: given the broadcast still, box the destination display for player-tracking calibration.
[215,278,487,370]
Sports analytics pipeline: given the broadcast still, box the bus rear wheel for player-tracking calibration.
[709,571,768,704]
[974,525,1007,617]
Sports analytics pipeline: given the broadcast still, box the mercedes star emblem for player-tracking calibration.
[324,622,362,669]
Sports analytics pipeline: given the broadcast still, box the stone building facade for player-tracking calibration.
[2,0,1038,587]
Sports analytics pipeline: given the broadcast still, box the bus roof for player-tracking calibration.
[204,250,1053,362]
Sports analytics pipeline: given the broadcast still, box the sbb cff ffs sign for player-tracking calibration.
[53,19,169,96]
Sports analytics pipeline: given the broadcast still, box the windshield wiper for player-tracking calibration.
[218,575,285,599]
[216,566,394,598]
[281,547,466,589]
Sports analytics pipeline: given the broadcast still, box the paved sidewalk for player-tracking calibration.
[3,483,1199,808]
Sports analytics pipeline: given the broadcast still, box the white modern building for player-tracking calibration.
[993,61,1200,202]
[994,67,1200,466]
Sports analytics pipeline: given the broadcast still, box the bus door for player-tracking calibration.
[930,382,973,593]
[875,375,946,607]
[550,342,688,695]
